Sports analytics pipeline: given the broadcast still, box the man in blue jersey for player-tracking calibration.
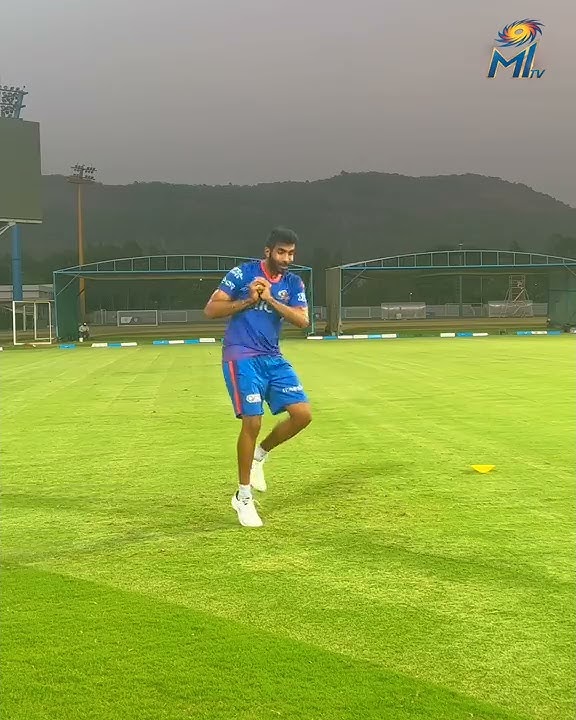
[204,228,312,527]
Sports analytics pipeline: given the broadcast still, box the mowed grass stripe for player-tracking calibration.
[2,565,531,720]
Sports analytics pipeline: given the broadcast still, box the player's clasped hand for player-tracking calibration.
[248,278,266,304]
[249,277,271,303]
[255,277,272,302]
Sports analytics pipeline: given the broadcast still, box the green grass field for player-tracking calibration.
[1,337,574,720]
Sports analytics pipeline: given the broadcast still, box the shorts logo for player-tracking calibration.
[282,385,303,393]
[246,393,262,403]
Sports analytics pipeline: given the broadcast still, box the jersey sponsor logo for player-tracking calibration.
[281,385,303,393]
[222,278,235,290]
[230,266,243,279]
[246,393,262,403]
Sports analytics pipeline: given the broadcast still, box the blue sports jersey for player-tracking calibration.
[217,260,308,361]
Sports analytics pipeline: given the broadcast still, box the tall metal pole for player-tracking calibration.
[11,224,23,301]
[77,183,86,321]
[68,165,96,323]
[308,268,315,335]
[458,243,463,318]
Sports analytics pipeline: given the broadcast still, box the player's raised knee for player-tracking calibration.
[288,403,312,429]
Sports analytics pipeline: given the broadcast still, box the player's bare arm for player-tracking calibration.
[203,281,262,319]
[257,280,309,329]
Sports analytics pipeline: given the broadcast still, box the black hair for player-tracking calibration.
[265,227,298,249]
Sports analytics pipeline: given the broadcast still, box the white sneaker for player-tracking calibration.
[231,492,263,527]
[250,456,267,492]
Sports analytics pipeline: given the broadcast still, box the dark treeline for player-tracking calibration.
[2,171,575,308]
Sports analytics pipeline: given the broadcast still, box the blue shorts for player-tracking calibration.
[222,355,308,419]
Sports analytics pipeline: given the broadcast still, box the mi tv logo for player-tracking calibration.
[488,20,545,78]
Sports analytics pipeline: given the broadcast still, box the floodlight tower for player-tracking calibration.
[1,84,28,301]
[67,164,97,321]
[0,84,27,119]
[458,242,464,318]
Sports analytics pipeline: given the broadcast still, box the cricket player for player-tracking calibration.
[204,228,312,527]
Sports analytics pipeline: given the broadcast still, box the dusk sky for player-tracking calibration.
[2,0,575,205]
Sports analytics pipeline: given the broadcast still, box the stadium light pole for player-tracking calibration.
[1,84,28,303]
[67,164,96,321]
[458,242,464,318]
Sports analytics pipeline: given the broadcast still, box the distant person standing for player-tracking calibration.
[79,322,90,342]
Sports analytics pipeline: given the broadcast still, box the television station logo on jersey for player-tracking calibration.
[487,20,546,78]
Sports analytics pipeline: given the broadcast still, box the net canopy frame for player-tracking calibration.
[53,254,315,340]
[325,249,576,334]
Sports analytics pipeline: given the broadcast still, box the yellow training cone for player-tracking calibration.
[471,465,495,474]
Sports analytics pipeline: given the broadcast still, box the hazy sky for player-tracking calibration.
[2,0,575,205]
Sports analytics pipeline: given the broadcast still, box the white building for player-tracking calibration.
[0,284,54,302]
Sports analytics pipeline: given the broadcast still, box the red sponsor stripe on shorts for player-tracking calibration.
[227,361,242,415]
